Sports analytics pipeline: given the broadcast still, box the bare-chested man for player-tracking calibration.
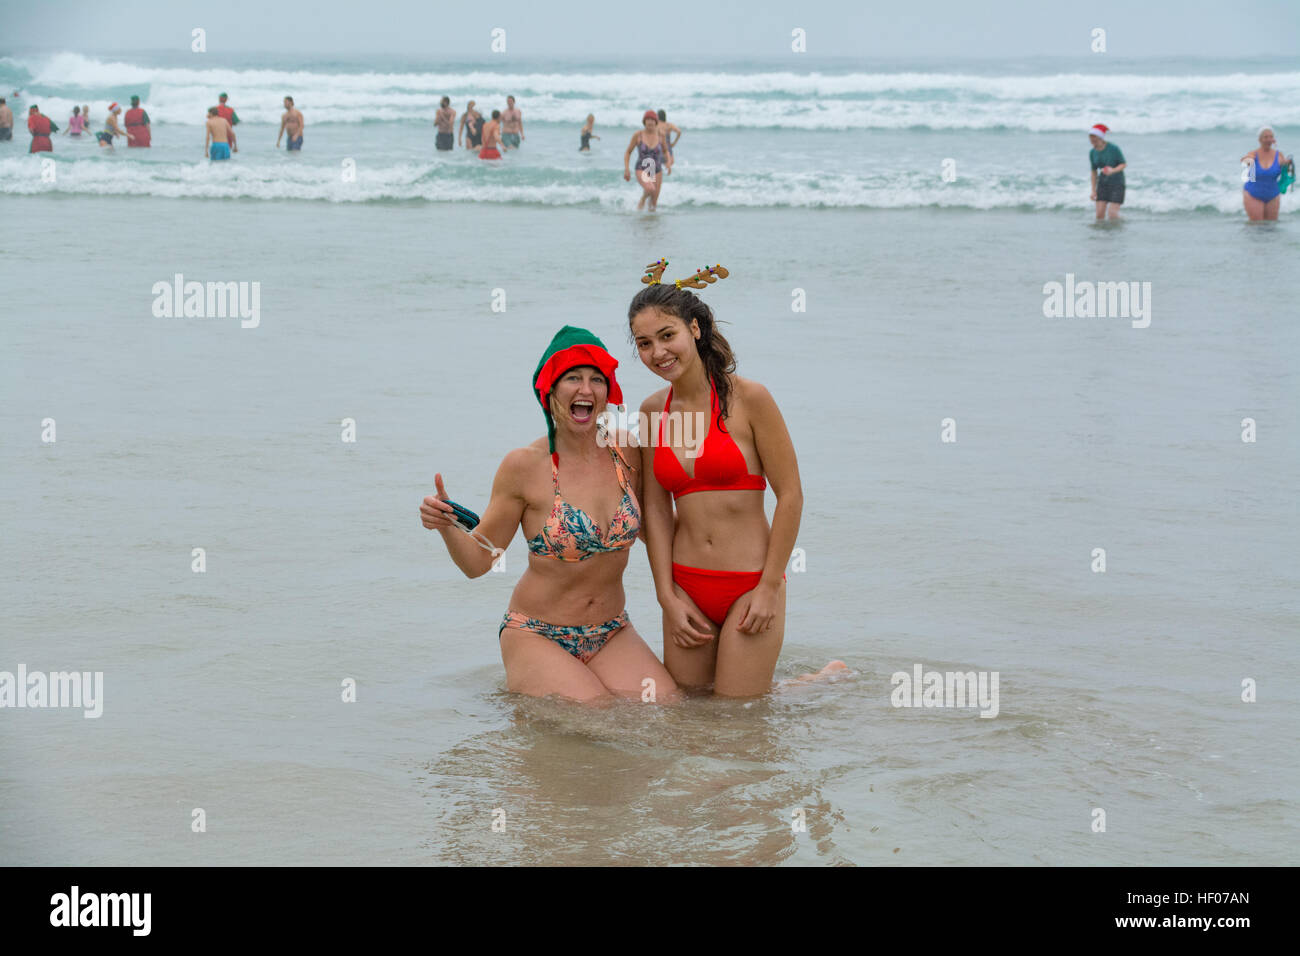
[205,106,236,160]
[478,109,503,160]
[277,96,304,151]
[435,96,455,151]
[500,95,523,150]
[0,97,13,142]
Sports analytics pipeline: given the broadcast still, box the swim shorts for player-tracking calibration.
[436,132,454,151]
[96,131,113,144]
[287,135,303,151]
[210,142,231,160]
[501,132,520,148]
[499,609,629,664]
[478,146,501,160]
[1095,178,1124,204]
[0,127,11,141]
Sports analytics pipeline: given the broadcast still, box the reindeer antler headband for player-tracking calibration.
[642,258,730,290]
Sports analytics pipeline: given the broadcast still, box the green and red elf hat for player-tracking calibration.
[532,326,623,460]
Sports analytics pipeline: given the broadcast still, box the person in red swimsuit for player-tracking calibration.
[630,260,804,696]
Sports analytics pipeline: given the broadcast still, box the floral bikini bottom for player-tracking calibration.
[498,609,629,664]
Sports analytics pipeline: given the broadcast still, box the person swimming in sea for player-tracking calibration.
[656,109,681,161]
[479,109,503,160]
[435,96,456,151]
[1241,126,1291,222]
[623,110,672,211]
[1087,123,1126,221]
[214,93,240,132]
[500,95,523,150]
[26,104,56,153]
[459,100,483,151]
[580,113,600,152]
[96,103,132,149]
[63,106,87,138]
[276,96,304,151]
[204,106,236,160]
[124,95,151,147]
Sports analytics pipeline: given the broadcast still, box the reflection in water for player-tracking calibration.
[420,685,857,865]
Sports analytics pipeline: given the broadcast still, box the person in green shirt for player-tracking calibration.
[1087,123,1126,220]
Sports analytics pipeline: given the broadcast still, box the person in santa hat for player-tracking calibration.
[96,102,132,149]
[419,326,679,702]
[1087,123,1126,220]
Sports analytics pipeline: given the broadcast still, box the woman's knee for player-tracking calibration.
[663,639,716,689]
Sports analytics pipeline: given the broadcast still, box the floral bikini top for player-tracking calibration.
[527,446,640,561]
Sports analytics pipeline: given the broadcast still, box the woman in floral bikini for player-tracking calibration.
[420,326,677,702]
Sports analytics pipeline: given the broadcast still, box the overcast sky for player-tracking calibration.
[4,0,1299,58]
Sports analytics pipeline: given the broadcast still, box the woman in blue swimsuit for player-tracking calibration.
[1242,126,1291,222]
[623,110,672,211]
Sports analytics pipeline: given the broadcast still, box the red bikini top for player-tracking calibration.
[653,381,767,498]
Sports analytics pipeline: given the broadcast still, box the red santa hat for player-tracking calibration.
[1088,123,1109,138]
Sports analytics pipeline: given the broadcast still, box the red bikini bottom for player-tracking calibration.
[671,563,783,628]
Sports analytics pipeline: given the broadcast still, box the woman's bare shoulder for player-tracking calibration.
[499,440,549,478]
[733,375,775,406]
[639,387,671,414]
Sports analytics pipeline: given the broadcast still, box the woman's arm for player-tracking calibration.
[638,395,675,595]
[422,449,528,578]
[737,380,803,634]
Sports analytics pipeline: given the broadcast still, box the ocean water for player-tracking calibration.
[2,52,1299,210]
[1,52,1298,866]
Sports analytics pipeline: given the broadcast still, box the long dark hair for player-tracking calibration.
[628,284,738,423]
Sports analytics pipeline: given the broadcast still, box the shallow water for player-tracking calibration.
[3,51,1298,212]
[2,77,1298,864]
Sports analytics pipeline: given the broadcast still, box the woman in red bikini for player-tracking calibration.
[420,326,676,701]
[630,260,805,696]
